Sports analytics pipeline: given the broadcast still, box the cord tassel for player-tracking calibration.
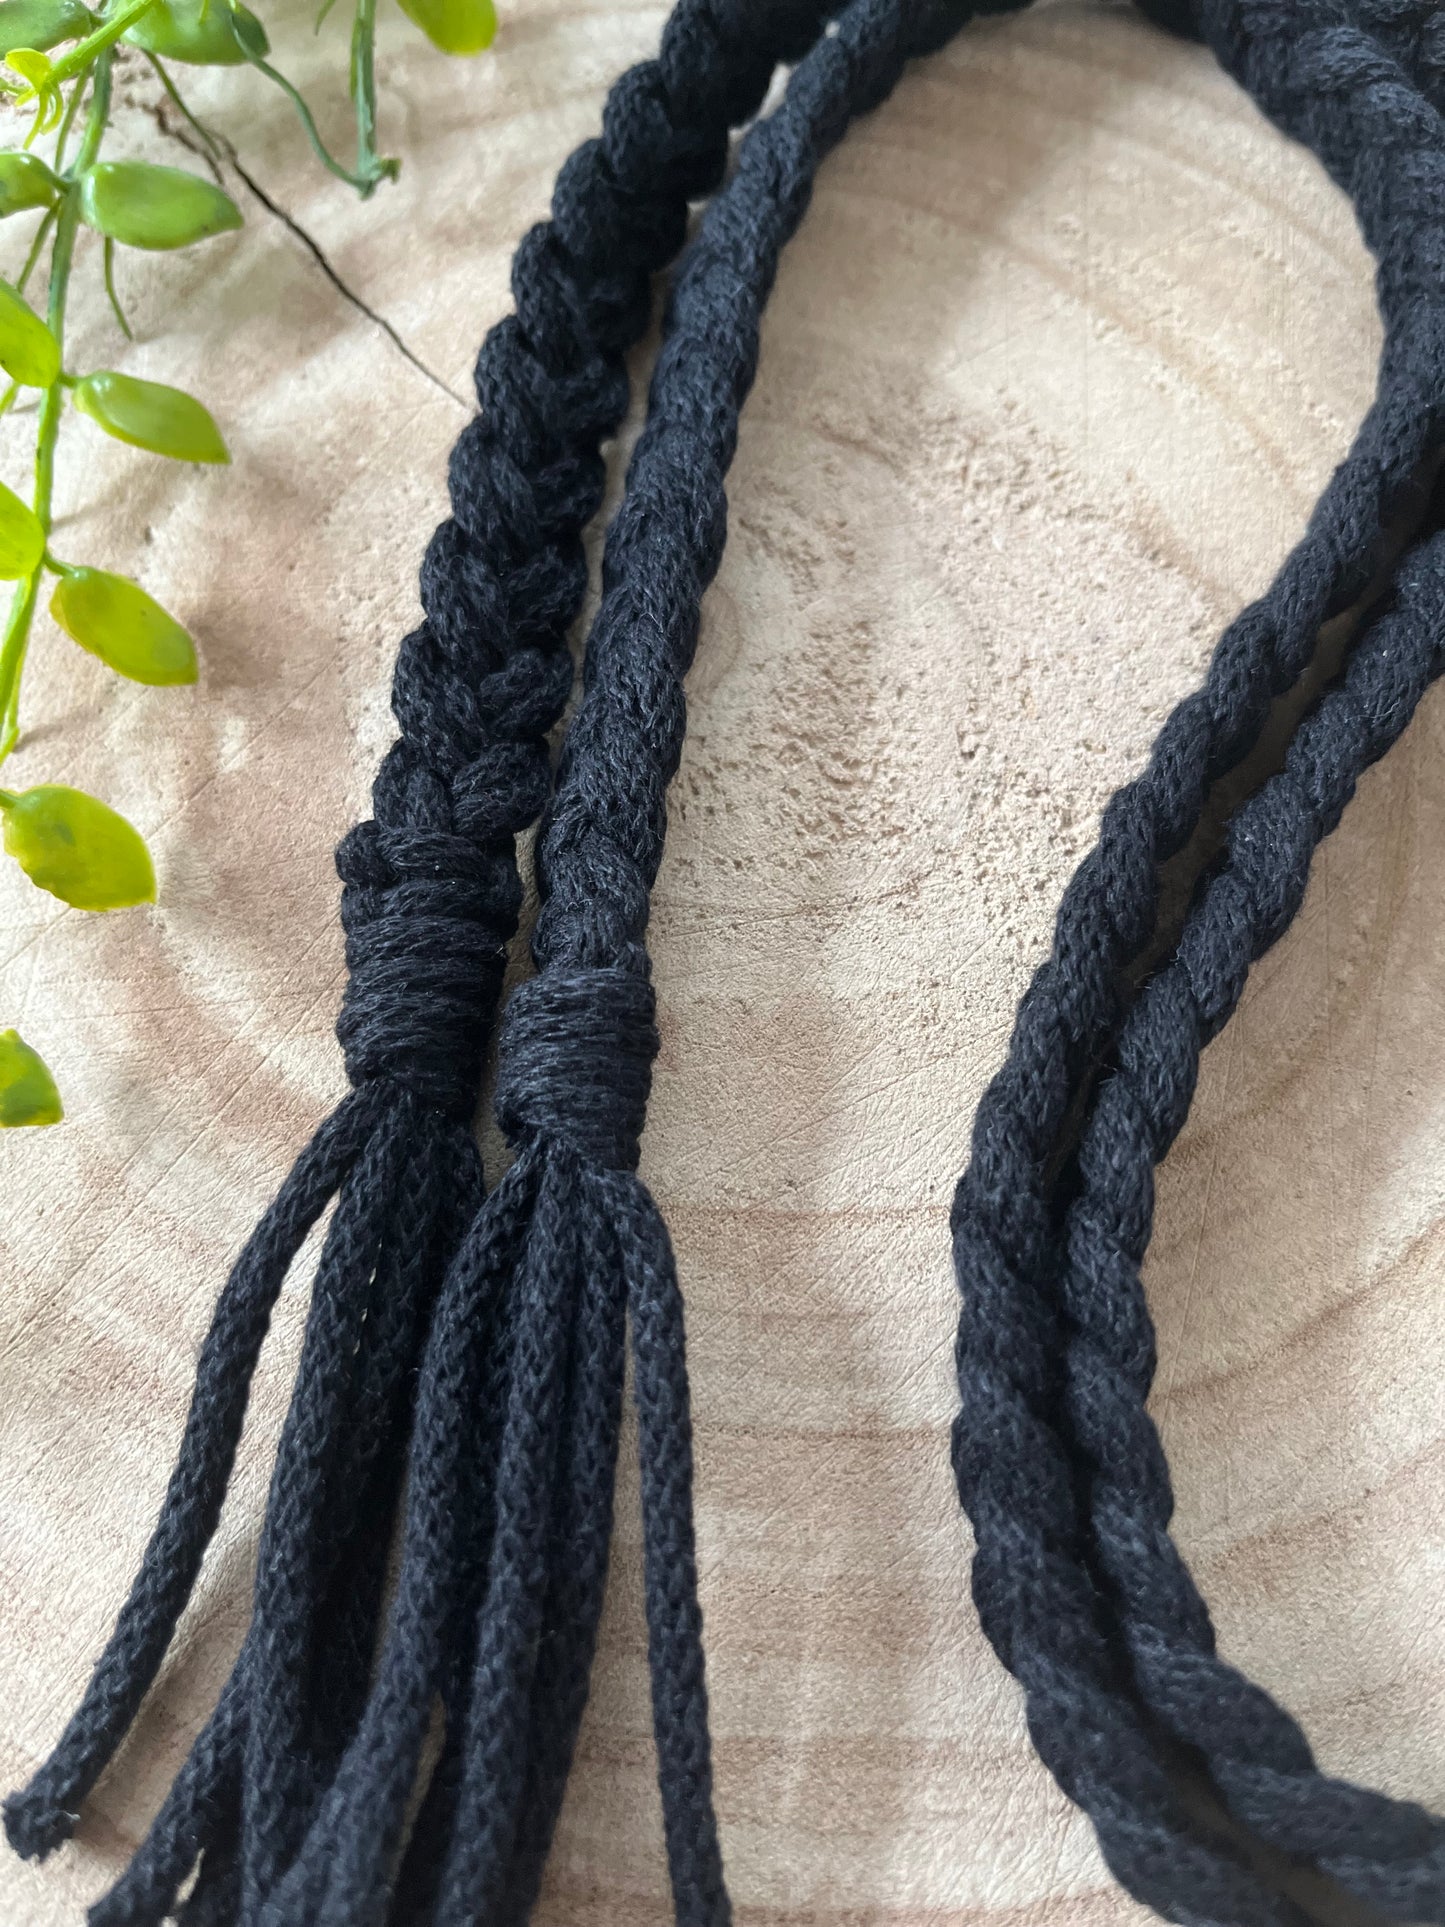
[251,1156,541,1926]
[85,1116,473,1927]
[2,1082,384,1865]
[83,1096,437,1927]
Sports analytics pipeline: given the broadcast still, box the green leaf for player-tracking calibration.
[394,0,494,54]
[73,370,228,463]
[0,783,155,909]
[0,274,58,385]
[50,566,198,684]
[5,47,62,131]
[125,0,267,65]
[0,476,42,577]
[0,147,58,216]
[0,1027,62,1125]
[0,0,93,55]
[78,160,242,251]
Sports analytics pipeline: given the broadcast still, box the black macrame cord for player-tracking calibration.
[6,3,1445,1927]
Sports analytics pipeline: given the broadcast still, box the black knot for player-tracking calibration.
[1134,0,1202,37]
[335,822,511,1118]
[494,966,658,1171]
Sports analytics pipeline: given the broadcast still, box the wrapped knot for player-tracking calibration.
[494,966,659,1171]
[335,820,513,1118]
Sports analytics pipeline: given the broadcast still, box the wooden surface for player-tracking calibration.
[3,3,1444,1922]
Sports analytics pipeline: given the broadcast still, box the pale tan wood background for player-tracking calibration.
[2,2,1443,1922]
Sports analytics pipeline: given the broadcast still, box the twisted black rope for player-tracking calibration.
[1056,518,1445,1924]
[953,2,1445,1922]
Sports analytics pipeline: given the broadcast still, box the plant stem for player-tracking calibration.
[245,43,385,191]
[35,0,155,95]
[49,63,87,172]
[348,0,397,196]
[0,52,110,769]
[17,204,56,293]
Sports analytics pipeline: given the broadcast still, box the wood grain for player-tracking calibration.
[2,3,1442,1922]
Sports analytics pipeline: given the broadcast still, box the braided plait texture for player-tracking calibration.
[333,0,831,1124]
[1057,531,1445,1924]
[1326,1,1445,110]
[953,1,1445,1920]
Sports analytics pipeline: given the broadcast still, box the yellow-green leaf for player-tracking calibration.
[0,476,42,577]
[394,0,494,55]
[6,48,62,131]
[0,148,58,216]
[0,275,58,386]
[78,160,242,251]
[0,783,155,909]
[73,370,228,464]
[124,0,267,65]
[0,1026,61,1125]
[50,566,197,684]
[0,0,92,55]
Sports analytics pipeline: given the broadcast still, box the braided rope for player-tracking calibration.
[259,9,1057,1927]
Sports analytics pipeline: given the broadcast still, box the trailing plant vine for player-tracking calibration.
[0,0,496,1127]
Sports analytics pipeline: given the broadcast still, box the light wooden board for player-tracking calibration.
[3,3,1443,1922]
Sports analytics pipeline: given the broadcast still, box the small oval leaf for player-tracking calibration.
[0,1026,62,1125]
[394,0,494,54]
[0,477,43,577]
[78,160,242,251]
[0,274,58,386]
[1,783,155,909]
[0,0,93,54]
[50,566,197,684]
[0,148,59,216]
[125,0,268,65]
[73,370,228,464]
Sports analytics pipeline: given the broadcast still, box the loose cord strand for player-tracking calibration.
[1,1079,384,1864]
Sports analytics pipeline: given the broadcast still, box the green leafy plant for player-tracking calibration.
[0,0,497,1126]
